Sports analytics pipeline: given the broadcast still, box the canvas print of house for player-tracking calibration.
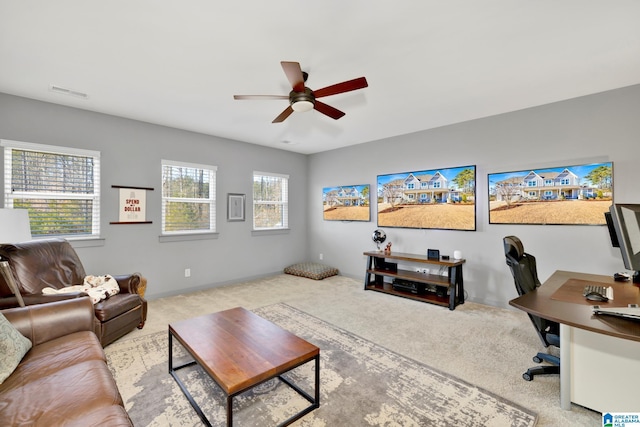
[488,162,613,225]
[377,165,476,230]
[323,184,370,221]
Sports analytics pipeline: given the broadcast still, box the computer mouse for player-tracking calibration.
[585,292,608,302]
[614,272,630,282]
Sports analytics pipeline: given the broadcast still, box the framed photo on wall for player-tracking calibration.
[488,161,613,225]
[227,193,245,222]
[376,165,476,230]
[323,184,370,221]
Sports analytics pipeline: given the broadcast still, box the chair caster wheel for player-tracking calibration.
[533,356,542,363]
[523,373,533,381]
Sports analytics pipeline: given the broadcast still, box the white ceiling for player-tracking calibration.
[1,1,640,155]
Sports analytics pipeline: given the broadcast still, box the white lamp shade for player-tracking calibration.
[0,209,32,243]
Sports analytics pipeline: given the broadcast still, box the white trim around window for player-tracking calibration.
[161,159,217,237]
[252,171,289,231]
[2,139,101,240]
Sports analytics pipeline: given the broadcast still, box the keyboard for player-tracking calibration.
[583,284,614,301]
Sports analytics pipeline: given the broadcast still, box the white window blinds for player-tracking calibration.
[2,139,101,239]
[253,171,289,230]
[162,160,217,234]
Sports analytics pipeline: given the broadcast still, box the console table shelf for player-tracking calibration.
[363,251,465,310]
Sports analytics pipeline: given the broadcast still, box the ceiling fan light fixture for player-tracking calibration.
[291,100,314,112]
[289,87,315,112]
[234,62,366,123]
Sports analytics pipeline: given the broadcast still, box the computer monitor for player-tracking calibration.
[608,203,640,283]
[604,211,620,248]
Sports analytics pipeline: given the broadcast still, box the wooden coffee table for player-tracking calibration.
[169,307,320,426]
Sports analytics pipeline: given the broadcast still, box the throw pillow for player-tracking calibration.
[0,312,32,384]
[284,262,339,280]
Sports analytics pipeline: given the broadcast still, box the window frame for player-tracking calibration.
[2,139,101,240]
[161,159,217,236]
[252,171,289,231]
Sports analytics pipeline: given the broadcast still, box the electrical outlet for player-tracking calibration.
[319,253,323,260]
[184,268,191,278]
[415,267,422,273]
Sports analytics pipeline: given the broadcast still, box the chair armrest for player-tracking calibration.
[0,292,88,310]
[0,297,22,310]
[1,297,95,346]
[112,273,146,297]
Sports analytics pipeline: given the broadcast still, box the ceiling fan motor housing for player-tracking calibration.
[290,87,315,112]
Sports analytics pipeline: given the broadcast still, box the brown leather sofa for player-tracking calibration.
[0,238,147,347]
[0,298,133,426]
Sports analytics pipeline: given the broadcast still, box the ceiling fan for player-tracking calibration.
[233,61,368,123]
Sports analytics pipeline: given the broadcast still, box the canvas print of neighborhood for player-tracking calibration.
[488,162,613,225]
[377,165,476,230]
[323,184,370,221]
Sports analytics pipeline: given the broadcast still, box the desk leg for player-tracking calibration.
[560,323,571,410]
[456,266,464,305]
[447,265,464,310]
[364,256,372,288]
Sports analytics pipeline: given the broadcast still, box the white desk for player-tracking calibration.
[510,270,640,412]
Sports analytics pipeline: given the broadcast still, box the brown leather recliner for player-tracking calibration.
[0,238,147,347]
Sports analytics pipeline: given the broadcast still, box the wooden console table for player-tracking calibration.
[363,251,465,310]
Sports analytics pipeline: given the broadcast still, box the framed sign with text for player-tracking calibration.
[110,185,154,224]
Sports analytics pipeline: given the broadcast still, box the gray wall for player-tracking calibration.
[308,84,640,308]
[0,93,309,299]
[3,85,639,307]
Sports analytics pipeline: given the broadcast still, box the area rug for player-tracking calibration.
[106,303,537,426]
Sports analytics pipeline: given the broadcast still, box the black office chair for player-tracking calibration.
[503,235,560,381]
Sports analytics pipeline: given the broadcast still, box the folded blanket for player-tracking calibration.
[42,275,120,304]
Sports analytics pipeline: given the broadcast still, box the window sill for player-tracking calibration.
[159,232,219,243]
[251,228,290,236]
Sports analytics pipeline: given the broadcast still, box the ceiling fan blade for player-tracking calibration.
[313,77,368,98]
[281,61,305,92]
[234,95,288,100]
[272,106,294,123]
[314,101,345,120]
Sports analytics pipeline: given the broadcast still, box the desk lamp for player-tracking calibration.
[0,208,32,307]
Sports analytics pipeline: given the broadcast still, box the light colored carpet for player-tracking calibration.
[107,274,600,426]
[107,303,537,426]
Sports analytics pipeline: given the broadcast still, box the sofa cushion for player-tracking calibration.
[0,331,103,392]
[284,262,339,280]
[0,359,128,426]
[0,312,32,384]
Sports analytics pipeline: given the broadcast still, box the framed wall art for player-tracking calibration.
[376,165,476,230]
[110,185,153,224]
[227,193,246,222]
[488,161,613,225]
[323,184,370,221]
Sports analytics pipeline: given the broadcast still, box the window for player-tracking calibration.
[2,139,100,239]
[253,171,288,230]
[162,160,216,234]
